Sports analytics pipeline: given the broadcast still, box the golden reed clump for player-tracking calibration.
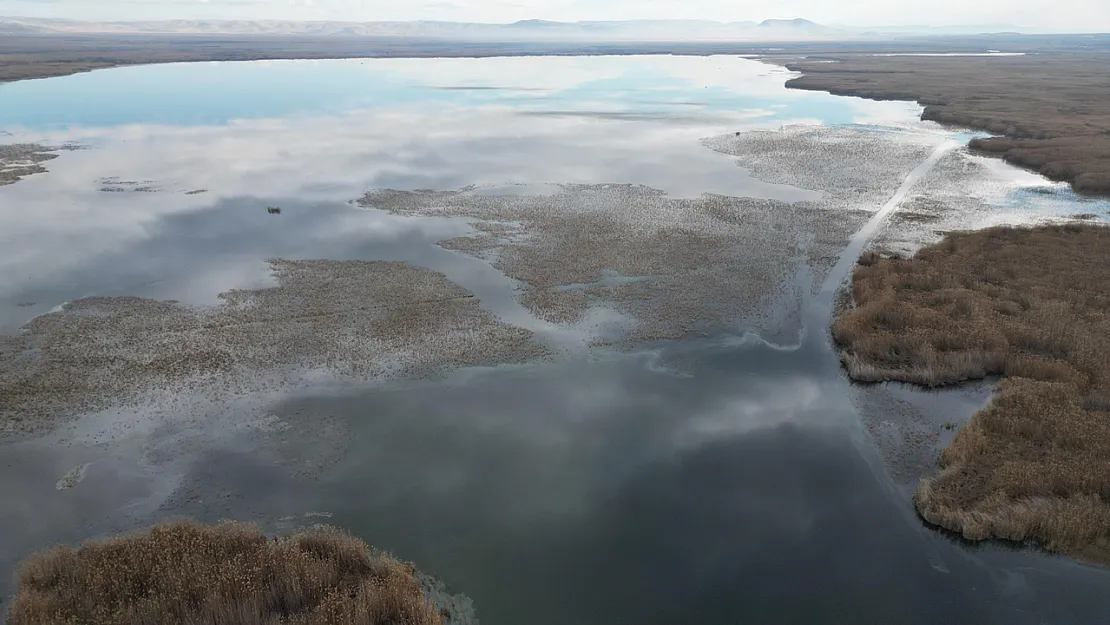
[835,224,1110,563]
[7,521,445,625]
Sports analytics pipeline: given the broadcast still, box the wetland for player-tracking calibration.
[2,54,1110,623]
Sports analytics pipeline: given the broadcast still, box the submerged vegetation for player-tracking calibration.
[834,224,1110,562]
[365,127,942,341]
[0,259,543,436]
[7,521,445,625]
[0,143,58,186]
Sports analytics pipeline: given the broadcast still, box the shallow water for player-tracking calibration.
[0,56,926,332]
[2,55,1110,622]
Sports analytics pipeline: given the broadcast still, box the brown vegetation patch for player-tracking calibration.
[7,520,444,625]
[519,288,590,325]
[834,224,1110,562]
[0,260,544,436]
[361,182,886,342]
[784,54,1110,197]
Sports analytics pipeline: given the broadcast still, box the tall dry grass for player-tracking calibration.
[834,224,1110,562]
[7,521,445,625]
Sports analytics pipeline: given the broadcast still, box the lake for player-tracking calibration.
[1,55,1109,624]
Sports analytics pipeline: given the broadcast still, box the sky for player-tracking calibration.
[1,0,1108,32]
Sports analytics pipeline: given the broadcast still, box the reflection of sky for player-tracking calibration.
[4,56,1110,623]
[7,328,1110,624]
[961,152,1110,221]
[0,56,918,129]
[0,55,930,323]
[119,338,1110,625]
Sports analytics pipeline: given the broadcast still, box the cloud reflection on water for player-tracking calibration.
[2,56,1109,624]
[0,55,923,323]
[191,341,1110,625]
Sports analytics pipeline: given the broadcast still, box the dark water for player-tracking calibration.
[6,332,1108,623]
[149,310,1107,624]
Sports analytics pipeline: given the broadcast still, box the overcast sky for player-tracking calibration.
[2,0,1107,32]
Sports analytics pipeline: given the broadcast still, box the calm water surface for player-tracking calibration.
[2,56,918,331]
[1,56,1109,623]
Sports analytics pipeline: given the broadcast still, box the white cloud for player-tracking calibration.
[1,0,1107,31]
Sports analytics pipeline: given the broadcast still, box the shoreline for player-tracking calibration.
[0,36,795,84]
[783,52,1110,562]
[833,224,1110,565]
[779,54,1110,198]
[2,33,1106,84]
[7,38,1105,202]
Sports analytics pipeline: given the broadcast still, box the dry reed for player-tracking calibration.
[7,520,445,625]
[834,224,1110,562]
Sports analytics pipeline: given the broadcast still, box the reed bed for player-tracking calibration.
[835,224,1110,562]
[7,521,444,625]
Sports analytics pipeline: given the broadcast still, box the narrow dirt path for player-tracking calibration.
[817,140,960,310]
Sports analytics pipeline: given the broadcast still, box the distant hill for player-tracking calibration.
[759,18,821,28]
[0,20,45,34]
[0,17,848,41]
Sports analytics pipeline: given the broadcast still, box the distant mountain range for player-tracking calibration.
[0,16,1045,40]
[0,17,851,40]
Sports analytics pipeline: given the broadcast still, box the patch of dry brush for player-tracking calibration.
[7,521,445,625]
[834,224,1110,562]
